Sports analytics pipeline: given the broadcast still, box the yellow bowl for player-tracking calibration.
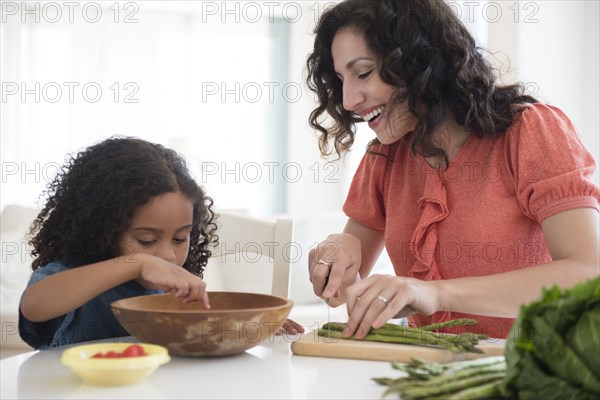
[61,342,170,386]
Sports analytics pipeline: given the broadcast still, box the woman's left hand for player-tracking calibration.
[343,274,439,339]
[275,318,305,335]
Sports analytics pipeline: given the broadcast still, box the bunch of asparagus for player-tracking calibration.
[373,356,507,399]
[318,318,488,353]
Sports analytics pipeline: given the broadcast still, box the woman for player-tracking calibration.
[306,0,599,339]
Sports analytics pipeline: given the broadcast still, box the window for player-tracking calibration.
[1,2,292,216]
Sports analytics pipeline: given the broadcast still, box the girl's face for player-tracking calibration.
[119,191,193,266]
[331,28,416,144]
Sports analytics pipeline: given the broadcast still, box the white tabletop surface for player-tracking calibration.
[0,333,398,399]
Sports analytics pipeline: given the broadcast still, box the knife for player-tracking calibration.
[324,275,331,338]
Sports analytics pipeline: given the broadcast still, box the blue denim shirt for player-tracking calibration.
[19,261,162,349]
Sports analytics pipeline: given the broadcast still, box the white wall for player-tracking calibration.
[487,1,599,182]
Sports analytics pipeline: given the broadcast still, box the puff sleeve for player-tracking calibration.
[505,103,599,223]
[342,143,395,231]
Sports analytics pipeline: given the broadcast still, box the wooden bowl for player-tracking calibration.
[111,292,293,357]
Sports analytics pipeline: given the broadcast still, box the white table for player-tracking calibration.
[0,334,398,399]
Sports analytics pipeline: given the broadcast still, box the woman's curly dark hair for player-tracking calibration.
[306,0,538,163]
[29,137,218,277]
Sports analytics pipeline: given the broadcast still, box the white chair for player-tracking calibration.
[205,210,294,298]
[1,205,38,357]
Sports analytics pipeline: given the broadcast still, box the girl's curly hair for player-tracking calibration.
[306,0,538,163]
[29,137,218,277]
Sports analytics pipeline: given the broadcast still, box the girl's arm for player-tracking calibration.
[343,208,599,338]
[20,253,209,322]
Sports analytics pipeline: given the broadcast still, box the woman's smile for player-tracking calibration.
[331,28,416,144]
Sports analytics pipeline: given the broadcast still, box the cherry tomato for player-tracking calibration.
[90,345,147,359]
[122,345,146,357]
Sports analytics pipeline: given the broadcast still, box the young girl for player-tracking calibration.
[19,137,302,349]
[19,137,217,349]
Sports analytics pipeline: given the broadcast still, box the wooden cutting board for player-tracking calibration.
[291,329,505,363]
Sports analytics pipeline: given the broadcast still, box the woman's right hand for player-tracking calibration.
[135,253,210,308]
[308,233,362,305]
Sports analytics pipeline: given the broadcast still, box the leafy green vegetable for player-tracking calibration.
[565,303,600,378]
[501,276,600,399]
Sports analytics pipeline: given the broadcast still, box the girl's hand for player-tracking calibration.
[275,318,305,335]
[343,274,439,339]
[135,253,210,309]
[308,233,361,304]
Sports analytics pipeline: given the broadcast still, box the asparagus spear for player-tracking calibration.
[318,329,475,353]
[322,320,486,340]
[374,357,507,400]
[401,371,506,398]
[419,318,479,331]
[392,356,505,376]
[378,357,506,392]
[319,320,486,353]
[407,360,506,388]
[445,380,503,400]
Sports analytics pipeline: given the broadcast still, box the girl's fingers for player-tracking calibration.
[178,279,210,308]
[201,291,210,309]
[176,289,186,299]
[284,319,304,334]
[182,284,199,304]
[289,320,305,333]
[275,319,304,335]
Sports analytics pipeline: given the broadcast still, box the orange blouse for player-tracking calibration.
[343,103,600,338]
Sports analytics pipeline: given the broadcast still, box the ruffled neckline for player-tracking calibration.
[408,133,475,280]
[407,134,475,328]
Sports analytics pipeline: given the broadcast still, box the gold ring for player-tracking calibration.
[317,259,332,267]
[376,295,389,305]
